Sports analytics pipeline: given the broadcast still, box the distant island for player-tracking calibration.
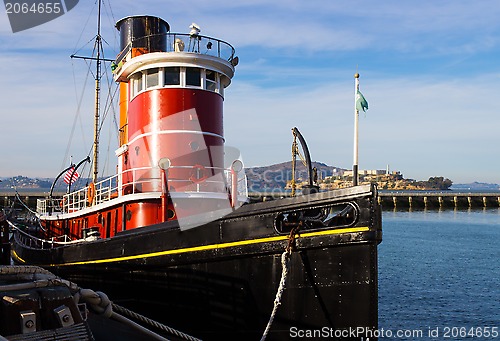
[246,161,456,191]
[1,162,498,192]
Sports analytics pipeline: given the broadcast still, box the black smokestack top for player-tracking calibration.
[116,15,170,52]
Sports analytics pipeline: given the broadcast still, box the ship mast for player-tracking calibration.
[92,0,102,183]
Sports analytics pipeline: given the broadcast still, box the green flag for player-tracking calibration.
[355,90,368,112]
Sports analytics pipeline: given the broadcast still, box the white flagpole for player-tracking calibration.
[353,73,360,186]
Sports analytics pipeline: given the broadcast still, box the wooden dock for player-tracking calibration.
[378,191,500,209]
[0,191,64,211]
[246,190,500,210]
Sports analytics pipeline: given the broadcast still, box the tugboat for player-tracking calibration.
[11,10,382,341]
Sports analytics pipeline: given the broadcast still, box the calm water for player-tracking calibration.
[379,209,500,340]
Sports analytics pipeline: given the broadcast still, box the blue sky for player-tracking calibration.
[1,0,499,184]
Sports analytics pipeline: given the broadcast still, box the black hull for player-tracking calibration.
[12,185,382,340]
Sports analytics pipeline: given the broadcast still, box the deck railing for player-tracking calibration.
[9,220,74,249]
[114,32,236,66]
[37,165,248,216]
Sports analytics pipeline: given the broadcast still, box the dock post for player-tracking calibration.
[3,196,10,209]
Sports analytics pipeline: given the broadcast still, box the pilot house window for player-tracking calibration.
[205,70,217,92]
[130,72,142,98]
[130,67,222,100]
[146,68,159,88]
[186,67,201,87]
[164,67,180,86]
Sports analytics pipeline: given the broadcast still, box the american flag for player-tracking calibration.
[63,166,80,185]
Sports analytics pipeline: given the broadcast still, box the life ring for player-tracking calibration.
[189,164,208,184]
[87,183,96,205]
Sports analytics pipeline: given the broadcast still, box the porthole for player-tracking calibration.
[189,141,200,151]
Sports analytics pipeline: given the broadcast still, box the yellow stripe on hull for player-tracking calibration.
[12,226,369,267]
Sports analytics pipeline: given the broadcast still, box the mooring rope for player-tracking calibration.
[14,191,37,216]
[112,303,202,341]
[260,249,291,341]
[260,223,300,341]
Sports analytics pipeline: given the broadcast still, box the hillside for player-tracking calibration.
[0,176,54,190]
[0,176,86,192]
[245,161,345,191]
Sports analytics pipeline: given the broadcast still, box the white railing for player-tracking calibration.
[37,165,248,216]
[115,32,236,66]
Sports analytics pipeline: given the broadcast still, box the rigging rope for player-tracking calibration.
[97,52,120,176]
[62,0,121,179]
[102,0,117,38]
[71,2,98,53]
[64,59,92,171]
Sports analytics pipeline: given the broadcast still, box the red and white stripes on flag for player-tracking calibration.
[63,167,80,185]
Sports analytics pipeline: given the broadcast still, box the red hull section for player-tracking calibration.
[42,200,166,241]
